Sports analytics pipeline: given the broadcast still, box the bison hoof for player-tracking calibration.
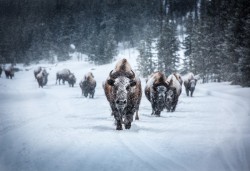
[135,116,139,120]
[125,123,131,129]
[116,126,123,130]
[116,123,123,130]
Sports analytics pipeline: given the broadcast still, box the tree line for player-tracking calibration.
[137,0,250,87]
[0,0,249,86]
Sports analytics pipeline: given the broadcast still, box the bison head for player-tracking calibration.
[107,70,136,113]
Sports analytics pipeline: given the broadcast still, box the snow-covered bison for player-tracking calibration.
[79,72,96,98]
[56,69,71,85]
[184,72,197,97]
[4,65,14,79]
[145,71,169,116]
[104,58,142,130]
[36,69,49,88]
[165,74,182,112]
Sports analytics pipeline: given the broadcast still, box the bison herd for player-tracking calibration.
[1,59,198,130]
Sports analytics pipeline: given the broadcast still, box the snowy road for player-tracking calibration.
[0,54,250,171]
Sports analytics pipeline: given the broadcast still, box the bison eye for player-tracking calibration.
[126,86,130,91]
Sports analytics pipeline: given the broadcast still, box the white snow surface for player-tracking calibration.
[1,49,250,171]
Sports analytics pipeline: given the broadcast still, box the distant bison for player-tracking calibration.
[79,72,96,98]
[36,69,49,88]
[184,72,197,97]
[4,65,15,79]
[165,74,182,112]
[68,73,76,87]
[104,58,142,130]
[56,69,71,85]
[145,71,169,116]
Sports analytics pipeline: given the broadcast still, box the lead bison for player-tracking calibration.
[79,72,96,98]
[4,65,15,79]
[165,74,182,112]
[183,72,197,97]
[56,69,71,85]
[36,69,49,88]
[104,59,142,130]
[145,71,169,116]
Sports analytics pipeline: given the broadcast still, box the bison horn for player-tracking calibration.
[127,70,135,79]
[109,70,115,79]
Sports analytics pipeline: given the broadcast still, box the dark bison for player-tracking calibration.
[4,65,14,79]
[145,71,169,116]
[165,74,182,112]
[36,69,49,88]
[56,69,71,85]
[184,72,197,97]
[104,58,142,130]
[79,72,96,98]
[68,73,76,87]
[34,66,42,79]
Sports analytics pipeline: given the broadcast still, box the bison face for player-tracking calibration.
[166,89,175,102]
[153,86,167,110]
[190,79,196,88]
[108,76,136,113]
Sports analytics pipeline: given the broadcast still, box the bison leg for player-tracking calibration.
[116,120,123,130]
[191,89,194,97]
[135,111,139,120]
[171,100,178,112]
[155,110,161,117]
[124,114,133,129]
[186,88,189,96]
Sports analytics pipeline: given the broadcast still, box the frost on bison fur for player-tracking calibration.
[103,58,142,130]
[36,69,49,88]
[165,74,182,112]
[145,71,169,116]
[79,72,96,98]
[68,73,76,87]
[56,69,71,85]
[4,65,15,79]
[183,72,197,97]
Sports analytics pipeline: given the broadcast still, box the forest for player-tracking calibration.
[0,0,249,86]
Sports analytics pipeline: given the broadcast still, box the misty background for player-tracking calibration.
[0,0,249,86]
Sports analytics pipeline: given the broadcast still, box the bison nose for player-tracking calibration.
[116,99,127,105]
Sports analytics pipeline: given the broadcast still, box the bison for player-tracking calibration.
[56,69,71,85]
[183,72,197,97]
[4,65,14,79]
[68,73,76,87]
[165,74,182,112]
[104,58,142,130]
[79,72,96,98]
[36,69,49,88]
[145,71,169,116]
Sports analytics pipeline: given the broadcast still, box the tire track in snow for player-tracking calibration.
[117,133,188,171]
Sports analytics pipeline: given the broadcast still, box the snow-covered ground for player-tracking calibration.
[0,49,250,171]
